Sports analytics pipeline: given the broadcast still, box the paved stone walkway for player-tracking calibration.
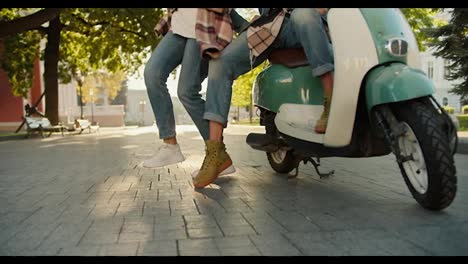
[0,125,467,256]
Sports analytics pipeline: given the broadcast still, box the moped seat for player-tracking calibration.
[268,48,309,68]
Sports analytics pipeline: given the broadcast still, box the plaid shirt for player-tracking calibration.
[194,8,292,61]
[154,8,239,60]
[246,8,291,59]
[154,8,177,37]
[195,8,234,59]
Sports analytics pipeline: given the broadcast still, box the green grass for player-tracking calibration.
[0,132,27,140]
[457,115,468,131]
[443,106,455,114]
[462,105,468,115]
[0,132,23,137]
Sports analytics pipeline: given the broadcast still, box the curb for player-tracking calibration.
[457,137,468,155]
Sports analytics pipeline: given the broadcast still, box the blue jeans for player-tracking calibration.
[204,8,334,127]
[144,32,209,140]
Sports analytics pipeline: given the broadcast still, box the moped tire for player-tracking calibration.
[392,100,457,210]
[267,149,299,174]
[263,111,300,174]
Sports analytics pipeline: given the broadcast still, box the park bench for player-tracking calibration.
[74,119,91,134]
[24,116,67,138]
[74,119,99,134]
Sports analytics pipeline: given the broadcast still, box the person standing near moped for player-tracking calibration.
[143,8,248,170]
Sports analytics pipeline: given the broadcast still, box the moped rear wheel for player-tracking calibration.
[263,110,300,174]
[267,148,299,174]
[392,100,457,210]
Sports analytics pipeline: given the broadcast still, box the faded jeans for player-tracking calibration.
[204,8,334,127]
[144,32,209,140]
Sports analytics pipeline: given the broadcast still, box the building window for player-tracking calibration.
[427,61,434,79]
[444,60,451,79]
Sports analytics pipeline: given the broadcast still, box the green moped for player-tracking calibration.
[246,8,458,210]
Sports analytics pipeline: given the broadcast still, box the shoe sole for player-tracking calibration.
[193,160,232,188]
[142,156,185,168]
[135,152,154,158]
[191,164,235,179]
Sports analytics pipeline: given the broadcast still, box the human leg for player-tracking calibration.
[289,8,334,133]
[193,32,266,188]
[177,39,210,141]
[143,32,187,167]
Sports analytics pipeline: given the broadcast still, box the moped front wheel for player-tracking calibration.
[392,100,457,210]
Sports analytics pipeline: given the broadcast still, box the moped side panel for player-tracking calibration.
[365,63,435,110]
[253,64,323,113]
[323,8,379,147]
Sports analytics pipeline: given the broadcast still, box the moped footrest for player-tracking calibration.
[246,133,280,152]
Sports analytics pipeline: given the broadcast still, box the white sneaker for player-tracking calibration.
[134,149,154,158]
[143,143,185,168]
[191,164,236,179]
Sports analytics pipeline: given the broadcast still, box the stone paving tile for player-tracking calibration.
[97,242,139,256]
[78,232,120,246]
[1,126,467,256]
[177,238,220,256]
[58,245,102,256]
[248,233,303,256]
[137,240,177,256]
[154,229,187,241]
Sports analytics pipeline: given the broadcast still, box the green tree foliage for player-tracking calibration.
[111,79,128,106]
[1,30,41,97]
[0,8,163,124]
[400,8,440,51]
[232,62,267,107]
[79,71,126,104]
[0,8,42,97]
[427,8,468,103]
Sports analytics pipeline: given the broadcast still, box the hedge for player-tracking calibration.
[457,115,468,131]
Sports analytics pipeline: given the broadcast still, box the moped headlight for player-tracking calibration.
[385,37,408,57]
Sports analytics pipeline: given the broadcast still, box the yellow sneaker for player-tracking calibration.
[193,140,233,189]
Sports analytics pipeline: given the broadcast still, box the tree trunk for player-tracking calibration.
[249,97,253,123]
[43,16,62,125]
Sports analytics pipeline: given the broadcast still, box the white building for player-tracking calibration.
[125,89,153,126]
[58,80,125,127]
[125,89,194,126]
[419,9,463,113]
[420,49,463,112]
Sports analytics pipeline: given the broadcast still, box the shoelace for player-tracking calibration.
[158,144,169,151]
[156,144,172,158]
[200,147,218,171]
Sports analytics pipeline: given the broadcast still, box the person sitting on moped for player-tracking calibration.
[192,8,335,188]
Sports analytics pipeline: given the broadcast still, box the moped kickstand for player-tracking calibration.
[302,157,334,179]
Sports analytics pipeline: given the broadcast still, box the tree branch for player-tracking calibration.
[69,13,145,39]
[119,28,145,39]
[0,8,64,38]
[71,13,110,28]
